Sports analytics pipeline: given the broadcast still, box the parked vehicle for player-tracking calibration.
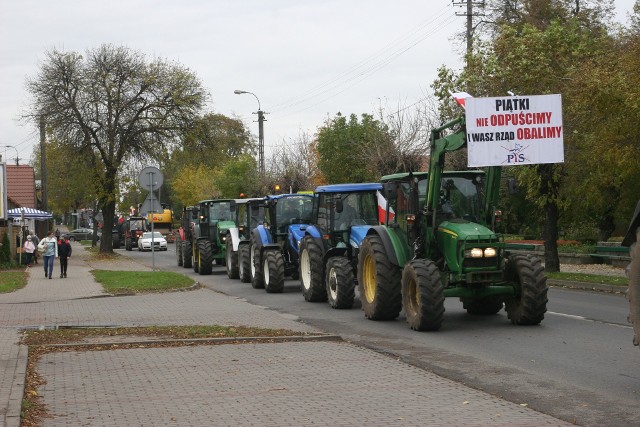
[137,231,168,251]
[299,183,382,308]
[249,194,314,292]
[225,198,265,280]
[358,116,548,331]
[66,228,101,242]
[623,199,640,347]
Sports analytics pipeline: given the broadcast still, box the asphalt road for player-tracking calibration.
[123,245,639,427]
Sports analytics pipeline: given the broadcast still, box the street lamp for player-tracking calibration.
[1,145,19,165]
[234,89,265,178]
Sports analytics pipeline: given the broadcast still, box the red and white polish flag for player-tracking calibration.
[376,191,395,224]
[449,91,473,109]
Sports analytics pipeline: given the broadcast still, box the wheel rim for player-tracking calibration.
[263,257,270,285]
[362,253,376,303]
[300,249,311,290]
[250,245,256,277]
[226,246,232,266]
[405,274,419,315]
[328,267,338,300]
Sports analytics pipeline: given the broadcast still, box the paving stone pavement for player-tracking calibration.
[1,241,573,426]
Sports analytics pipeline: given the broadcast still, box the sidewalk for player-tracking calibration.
[1,242,572,426]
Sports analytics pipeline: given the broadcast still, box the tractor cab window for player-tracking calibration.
[208,202,232,223]
[335,192,378,230]
[276,196,313,233]
[130,220,145,231]
[438,176,483,223]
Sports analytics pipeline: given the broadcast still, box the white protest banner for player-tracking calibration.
[465,94,564,167]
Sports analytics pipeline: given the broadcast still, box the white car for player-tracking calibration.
[137,232,168,251]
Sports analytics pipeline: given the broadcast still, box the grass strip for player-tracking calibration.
[92,270,195,294]
[547,271,628,286]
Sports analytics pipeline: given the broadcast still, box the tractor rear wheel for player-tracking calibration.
[504,254,548,325]
[299,236,327,302]
[125,238,133,251]
[250,236,265,289]
[326,256,355,309]
[264,250,285,293]
[176,236,183,267]
[357,234,402,320]
[627,227,640,347]
[192,241,199,273]
[197,240,214,275]
[226,239,239,279]
[238,244,251,283]
[461,297,503,315]
[182,240,192,268]
[402,259,444,331]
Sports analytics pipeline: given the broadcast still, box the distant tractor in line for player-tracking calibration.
[225,197,266,280]
[176,205,198,269]
[123,216,149,251]
[298,183,382,308]
[249,194,314,293]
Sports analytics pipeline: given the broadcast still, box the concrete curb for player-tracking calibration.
[5,344,27,427]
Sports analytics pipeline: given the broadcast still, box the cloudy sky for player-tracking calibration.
[0,0,636,165]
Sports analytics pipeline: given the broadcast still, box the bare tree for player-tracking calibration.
[25,44,207,252]
[267,131,319,193]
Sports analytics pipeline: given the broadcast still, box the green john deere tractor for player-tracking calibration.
[358,116,548,331]
[190,199,235,275]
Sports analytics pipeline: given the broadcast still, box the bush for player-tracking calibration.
[0,231,12,265]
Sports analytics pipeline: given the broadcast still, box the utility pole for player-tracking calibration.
[40,115,48,211]
[257,109,265,178]
[452,0,485,56]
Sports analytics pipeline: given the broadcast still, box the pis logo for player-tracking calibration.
[502,143,529,164]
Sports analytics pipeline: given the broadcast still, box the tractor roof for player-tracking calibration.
[198,199,234,204]
[381,170,485,182]
[232,197,263,205]
[314,183,382,193]
[265,193,314,201]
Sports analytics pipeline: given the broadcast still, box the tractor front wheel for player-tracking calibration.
[238,244,251,283]
[326,256,355,309]
[197,240,214,275]
[182,240,192,268]
[402,259,444,331]
[357,234,401,320]
[176,236,183,267]
[299,236,327,302]
[250,236,265,289]
[504,254,548,325]
[264,250,285,293]
[226,239,239,279]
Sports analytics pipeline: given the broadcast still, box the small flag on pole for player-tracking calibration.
[376,191,395,224]
[449,91,473,109]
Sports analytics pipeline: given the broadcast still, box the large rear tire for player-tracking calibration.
[326,256,355,309]
[197,240,213,275]
[226,239,239,279]
[264,250,285,293]
[299,236,327,302]
[627,227,640,347]
[504,254,548,325]
[250,236,265,289]
[182,240,192,268]
[402,259,444,331]
[357,234,402,320]
[176,236,183,267]
[125,237,132,251]
[238,244,251,283]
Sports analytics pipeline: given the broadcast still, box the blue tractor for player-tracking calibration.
[249,194,314,293]
[298,183,383,308]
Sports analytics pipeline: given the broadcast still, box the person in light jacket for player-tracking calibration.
[38,231,58,279]
[23,236,36,267]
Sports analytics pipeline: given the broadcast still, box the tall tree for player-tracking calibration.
[25,44,207,252]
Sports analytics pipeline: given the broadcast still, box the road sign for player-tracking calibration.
[139,192,160,215]
[138,166,163,192]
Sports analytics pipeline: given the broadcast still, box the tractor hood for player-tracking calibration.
[216,220,236,232]
[288,223,308,253]
[437,219,496,241]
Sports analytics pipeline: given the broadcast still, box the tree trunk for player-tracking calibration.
[99,200,116,253]
[540,164,560,272]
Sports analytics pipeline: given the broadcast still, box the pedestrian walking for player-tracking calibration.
[55,228,61,240]
[30,231,40,264]
[58,235,72,278]
[22,236,36,267]
[38,231,58,279]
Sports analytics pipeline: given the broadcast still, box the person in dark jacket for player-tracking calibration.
[58,235,72,278]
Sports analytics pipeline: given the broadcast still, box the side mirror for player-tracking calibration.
[383,182,397,201]
[336,199,344,213]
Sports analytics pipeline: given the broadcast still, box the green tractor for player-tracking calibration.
[225,197,265,280]
[190,199,235,275]
[358,116,548,331]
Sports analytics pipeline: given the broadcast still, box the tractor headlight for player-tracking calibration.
[465,248,484,258]
[220,234,227,242]
[484,247,497,257]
